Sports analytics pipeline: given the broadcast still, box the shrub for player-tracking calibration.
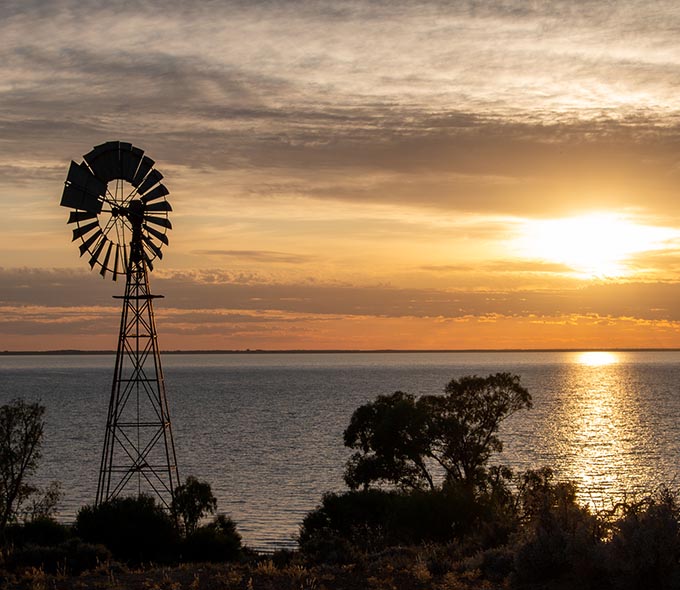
[75,495,179,564]
[6,518,71,548]
[513,468,604,585]
[7,539,111,574]
[299,486,514,560]
[180,514,242,563]
[605,489,680,590]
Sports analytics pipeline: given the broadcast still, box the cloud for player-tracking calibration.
[4,267,680,323]
[192,250,314,264]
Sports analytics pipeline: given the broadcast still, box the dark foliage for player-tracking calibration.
[512,467,605,585]
[5,517,71,548]
[0,399,61,540]
[606,489,680,590]
[6,538,112,574]
[344,391,433,491]
[299,484,515,562]
[180,514,242,563]
[75,495,179,565]
[172,476,218,537]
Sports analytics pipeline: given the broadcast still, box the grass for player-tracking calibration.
[0,548,504,590]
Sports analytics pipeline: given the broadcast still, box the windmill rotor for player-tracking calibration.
[60,141,172,279]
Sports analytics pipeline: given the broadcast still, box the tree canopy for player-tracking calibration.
[344,373,532,492]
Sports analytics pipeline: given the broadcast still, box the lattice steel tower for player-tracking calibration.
[59,141,179,508]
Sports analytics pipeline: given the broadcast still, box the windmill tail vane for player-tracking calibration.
[60,141,179,508]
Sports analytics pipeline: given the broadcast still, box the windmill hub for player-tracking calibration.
[126,199,146,227]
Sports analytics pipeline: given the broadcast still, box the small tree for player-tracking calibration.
[172,476,217,536]
[0,399,60,539]
[343,373,532,492]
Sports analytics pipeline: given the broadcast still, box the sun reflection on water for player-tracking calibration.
[544,352,657,510]
[576,351,620,366]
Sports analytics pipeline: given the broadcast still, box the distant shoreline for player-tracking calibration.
[2,348,680,356]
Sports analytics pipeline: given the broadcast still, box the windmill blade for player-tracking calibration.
[142,249,154,271]
[67,210,97,224]
[61,185,104,215]
[145,215,172,230]
[84,141,121,182]
[142,235,163,260]
[100,242,114,277]
[79,229,103,256]
[137,169,163,195]
[131,156,155,187]
[119,143,145,183]
[140,184,168,204]
[122,243,129,274]
[144,200,172,213]
[61,161,105,213]
[143,223,169,245]
[88,236,108,268]
[112,245,121,281]
[72,220,100,241]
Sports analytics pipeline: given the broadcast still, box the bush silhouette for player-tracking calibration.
[6,517,71,548]
[75,495,178,564]
[181,514,242,563]
[299,485,514,560]
[7,538,112,574]
[605,489,680,589]
[512,468,604,585]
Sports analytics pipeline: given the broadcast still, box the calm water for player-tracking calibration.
[1,350,680,551]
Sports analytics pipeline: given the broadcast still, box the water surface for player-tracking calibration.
[1,350,679,550]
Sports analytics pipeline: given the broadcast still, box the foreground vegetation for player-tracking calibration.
[2,376,680,589]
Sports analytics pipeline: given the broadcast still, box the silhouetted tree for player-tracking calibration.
[0,399,61,539]
[431,373,532,489]
[172,476,217,536]
[344,373,532,492]
[344,391,433,491]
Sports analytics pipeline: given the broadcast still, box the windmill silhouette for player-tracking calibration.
[60,141,179,507]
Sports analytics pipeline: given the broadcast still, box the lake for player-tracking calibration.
[1,350,680,551]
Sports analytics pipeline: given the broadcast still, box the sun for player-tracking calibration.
[514,212,675,278]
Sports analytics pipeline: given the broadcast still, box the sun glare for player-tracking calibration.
[576,351,619,366]
[515,213,675,278]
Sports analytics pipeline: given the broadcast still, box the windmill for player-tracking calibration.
[59,141,179,508]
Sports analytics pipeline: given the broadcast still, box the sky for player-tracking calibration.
[3,0,680,350]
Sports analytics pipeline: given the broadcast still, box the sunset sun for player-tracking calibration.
[515,213,676,278]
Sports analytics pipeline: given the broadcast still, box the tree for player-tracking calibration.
[431,373,532,488]
[0,399,60,538]
[344,392,433,491]
[172,476,217,536]
[343,373,532,492]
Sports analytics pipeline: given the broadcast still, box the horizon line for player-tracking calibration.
[2,348,680,356]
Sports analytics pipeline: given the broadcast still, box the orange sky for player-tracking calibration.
[2,1,680,350]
